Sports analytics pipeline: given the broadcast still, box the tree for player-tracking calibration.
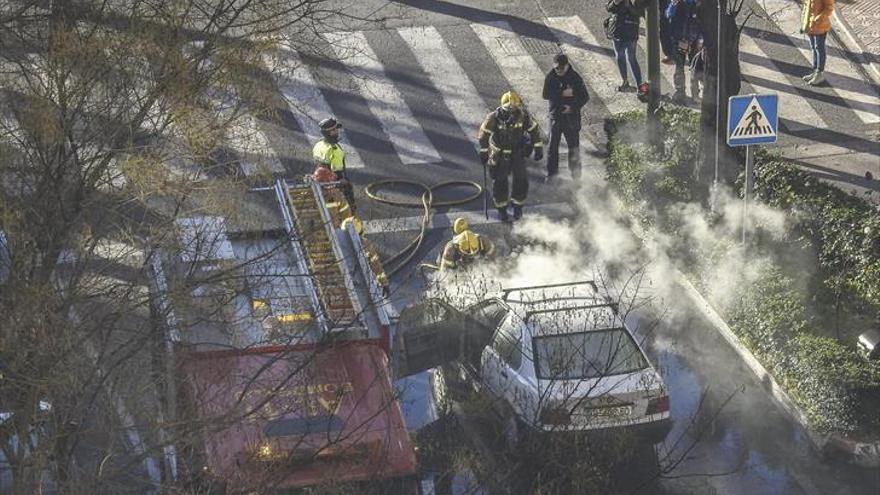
[0,1,388,492]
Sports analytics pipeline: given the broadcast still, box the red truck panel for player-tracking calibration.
[179,342,417,490]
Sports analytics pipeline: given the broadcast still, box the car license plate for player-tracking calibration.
[590,405,632,419]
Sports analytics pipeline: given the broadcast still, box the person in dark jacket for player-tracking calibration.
[541,53,589,181]
[665,0,703,102]
[659,0,675,63]
[606,0,646,95]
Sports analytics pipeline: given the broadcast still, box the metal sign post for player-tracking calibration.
[727,93,779,245]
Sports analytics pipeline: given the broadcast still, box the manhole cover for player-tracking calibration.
[495,35,560,56]
[519,37,562,55]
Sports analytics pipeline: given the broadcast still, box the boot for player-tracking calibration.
[497,207,509,222]
[512,204,523,220]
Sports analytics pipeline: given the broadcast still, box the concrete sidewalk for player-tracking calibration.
[833,0,880,85]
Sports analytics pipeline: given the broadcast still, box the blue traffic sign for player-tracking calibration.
[727,94,779,147]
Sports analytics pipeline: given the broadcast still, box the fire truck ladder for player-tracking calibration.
[277,178,363,331]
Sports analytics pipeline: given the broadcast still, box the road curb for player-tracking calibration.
[673,273,827,455]
[831,10,880,88]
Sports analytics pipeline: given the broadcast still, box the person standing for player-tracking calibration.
[665,0,703,103]
[801,0,835,86]
[477,91,544,221]
[312,117,355,206]
[541,54,589,182]
[659,0,675,64]
[606,0,647,96]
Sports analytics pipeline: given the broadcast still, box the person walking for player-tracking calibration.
[801,0,835,86]
[477,91,544,221]
[665,0,703,103]
[312,117,355,206]
[606,0,647,96]
[542,54,589,182]
[439,218,496,272]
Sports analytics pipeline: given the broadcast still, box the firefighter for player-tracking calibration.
[478,91,544,221]
[439,217,496,272]
[312,165,355,225]
[312,117,355,207]
[340,217,390,296]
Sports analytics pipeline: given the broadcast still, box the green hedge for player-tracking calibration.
[605,110,880,435]
[753,158,880,308]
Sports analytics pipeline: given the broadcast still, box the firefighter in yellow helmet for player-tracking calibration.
[477,91,544,222]
[341,217,390,296]
[440,217,496,271]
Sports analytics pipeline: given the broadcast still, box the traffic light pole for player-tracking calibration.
[645,0,662,141]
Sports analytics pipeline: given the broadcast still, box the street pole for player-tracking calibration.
[646,0,661,120]
[712,0,723,211]
[742,144,752,245]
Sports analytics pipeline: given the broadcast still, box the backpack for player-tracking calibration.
[603,14,617,40]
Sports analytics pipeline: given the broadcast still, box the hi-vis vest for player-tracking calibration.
[313,140,346,173]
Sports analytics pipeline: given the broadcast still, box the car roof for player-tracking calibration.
[492,281,624,337]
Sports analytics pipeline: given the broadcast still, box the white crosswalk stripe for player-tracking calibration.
[739,32,829,132]
[471,21,549,127]
[227,113,286,176]
[364,201,575,234]
[759,0,879,124]
[546,16,640,116]
[268,48,365,169]
[398,26,488,150]
[326,31,443,165]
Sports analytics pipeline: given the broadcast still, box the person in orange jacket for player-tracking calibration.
[800,0,835,86]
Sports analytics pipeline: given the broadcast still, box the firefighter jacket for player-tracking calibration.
[801,0,834,35]
[312,139,346,174]
[477,108,543,166]
[440,231,496,271]
[361,237,389,290]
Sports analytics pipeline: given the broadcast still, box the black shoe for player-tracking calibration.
[512,205,523,220]
[497,207,510,222]
[617,82,633,92]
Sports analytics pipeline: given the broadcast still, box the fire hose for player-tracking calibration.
[363,179,483,276]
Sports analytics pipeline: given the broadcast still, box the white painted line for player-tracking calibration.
[363,201,575,234]
[268,49,365,169]
[326,31,443,165]
[739,32,829,133]
[471,22,549,129]
[398,26,488,150]
[759,0,880,124]
[547,16,640,116]
[227,113,286,176]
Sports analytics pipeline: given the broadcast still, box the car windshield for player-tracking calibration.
[533,328,648,380]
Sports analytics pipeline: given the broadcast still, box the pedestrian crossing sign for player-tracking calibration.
[727,94,779,147]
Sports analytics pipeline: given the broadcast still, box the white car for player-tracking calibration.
[395,281,671,443]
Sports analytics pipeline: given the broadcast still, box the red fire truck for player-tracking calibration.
[153,178,418,492]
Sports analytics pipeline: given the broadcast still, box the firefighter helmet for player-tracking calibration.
[455,231,481,255]
[500,91,522,110]
[312,166,336,183]
[453,217,469,235]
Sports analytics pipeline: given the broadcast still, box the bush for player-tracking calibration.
[605,107,701,219]
[754,159,880,308]
[725,265,880,433]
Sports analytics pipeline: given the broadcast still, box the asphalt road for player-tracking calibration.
[232,0,879,492]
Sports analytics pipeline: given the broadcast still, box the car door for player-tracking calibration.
[481,315,524,404]
[393,299,493,379]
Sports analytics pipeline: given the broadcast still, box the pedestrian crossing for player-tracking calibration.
[234,13,875,178]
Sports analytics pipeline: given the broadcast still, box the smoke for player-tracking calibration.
[427,172,798,324]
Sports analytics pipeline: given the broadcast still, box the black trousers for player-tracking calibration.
[490,155,528,208]
[546,122,581,179]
